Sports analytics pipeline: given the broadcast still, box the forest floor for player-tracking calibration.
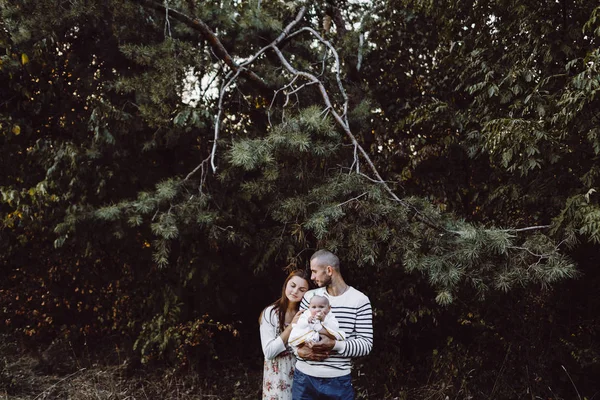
[2,332,587,400]
[0,335,263,400]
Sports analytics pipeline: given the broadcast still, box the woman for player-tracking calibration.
[259,270,310,400]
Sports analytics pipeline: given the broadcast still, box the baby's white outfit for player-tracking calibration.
[289,309,345,348]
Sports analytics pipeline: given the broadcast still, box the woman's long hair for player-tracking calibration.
[260,270,310,332]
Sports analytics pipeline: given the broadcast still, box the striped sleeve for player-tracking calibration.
[338,299,373,358]
[300,293,310,311]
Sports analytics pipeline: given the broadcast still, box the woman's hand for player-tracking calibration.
[292,309,304,324]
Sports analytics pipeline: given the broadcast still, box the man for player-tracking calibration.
[292,249,373,400]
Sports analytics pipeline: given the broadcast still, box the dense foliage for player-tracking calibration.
[2,0,600,398]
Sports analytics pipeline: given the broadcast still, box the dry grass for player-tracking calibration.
[0,335,261,400]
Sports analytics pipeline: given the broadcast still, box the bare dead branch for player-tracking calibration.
[270,42,447,232]
[350,143,359,173]
[235,6,307,71]
[509,246,548,258]
[163,0,172,38]
[151,3,551,238]
[268,76,300,127]
[508,225,552,232]
[181,6,308,184]
[183,159,206,182]
[287,27,349,121]
[210,69,243,172]
[133,0,268,89]
[336,192,368,207]
[357,32,364,71]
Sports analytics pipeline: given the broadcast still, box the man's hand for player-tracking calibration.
[308,335,335,352]
[297,344,328,361]
[297,338,332,361]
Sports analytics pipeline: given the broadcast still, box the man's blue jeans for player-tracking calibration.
[292,368,354,400]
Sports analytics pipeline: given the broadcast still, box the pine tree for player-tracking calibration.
[2,0,600,397]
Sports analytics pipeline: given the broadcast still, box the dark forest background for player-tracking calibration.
[1,0,600,398]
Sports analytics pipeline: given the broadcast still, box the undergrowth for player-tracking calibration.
[0,335,261,400]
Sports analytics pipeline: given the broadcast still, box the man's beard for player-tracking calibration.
[318,275,332,287]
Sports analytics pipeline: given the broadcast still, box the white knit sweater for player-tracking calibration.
[295,286,373,378]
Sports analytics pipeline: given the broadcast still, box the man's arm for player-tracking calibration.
[333,298,373,357]
[321,313,345,341]
[318,328,336,340]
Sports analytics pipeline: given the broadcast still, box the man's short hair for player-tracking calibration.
[310,249,340,271]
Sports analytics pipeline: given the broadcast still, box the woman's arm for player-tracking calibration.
[260,307,287,360]
[289,311,312,347]
[279,323,293,344]
[260,307,303,359]
[280,308,305,345]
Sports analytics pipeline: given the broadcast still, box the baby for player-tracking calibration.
[289,294,345,348]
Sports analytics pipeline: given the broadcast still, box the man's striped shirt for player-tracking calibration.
[296,286,373,378]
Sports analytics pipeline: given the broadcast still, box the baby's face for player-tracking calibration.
[309,296,330,316]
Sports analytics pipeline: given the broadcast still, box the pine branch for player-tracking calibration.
[132,0,269,90]
[269,31,446,232]
[139,2,558,239]
[184,5,307,180]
